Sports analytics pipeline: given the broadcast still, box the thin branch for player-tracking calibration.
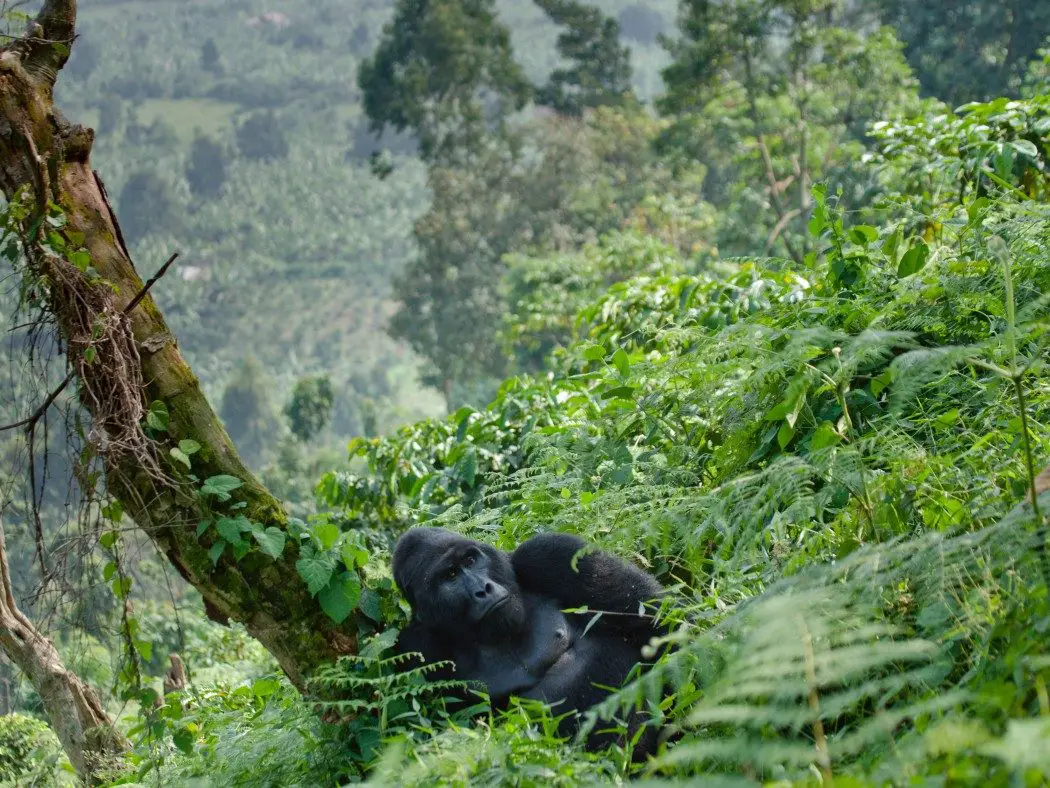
[0,369,74,434]
[123,252,179,314]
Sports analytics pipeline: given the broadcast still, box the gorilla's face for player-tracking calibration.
[393,528,526,640]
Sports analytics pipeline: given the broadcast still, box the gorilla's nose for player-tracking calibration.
[475,582,494,598]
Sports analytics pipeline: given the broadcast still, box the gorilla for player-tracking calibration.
[392,527,666,749]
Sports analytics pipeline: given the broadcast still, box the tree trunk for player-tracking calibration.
[0,518,126,782]
[0,1,359,692]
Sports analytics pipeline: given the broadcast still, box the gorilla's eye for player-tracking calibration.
[443,565,459,581]
[462,552,476,567]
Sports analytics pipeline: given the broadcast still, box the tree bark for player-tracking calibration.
[0,0,359,693]
[0,518,126,782]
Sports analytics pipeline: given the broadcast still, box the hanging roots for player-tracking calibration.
[36,244,170,490]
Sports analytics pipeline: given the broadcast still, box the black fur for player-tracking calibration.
[392,527,666,752]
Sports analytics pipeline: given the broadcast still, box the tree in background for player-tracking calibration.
[618,4,666,45]
[235,110,290,161]
[200,37,222,75]
[118,169,182,242]
[357,0,532,164]
[219,356,282,467]
[660,0,920,263]
[185,133,228,199]
[285,375,335,442]
[534,0,637,117]
[874,0,1050,105]
[393,108,709,399]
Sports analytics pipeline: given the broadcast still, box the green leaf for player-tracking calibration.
[1010,139,1038,158]
[69,250,91,271]
[216,516,250,545]
[850,225,878,245]
[871,369,894,397]
[582,344,605,362]
[172,728,195,755]
[312,522,341,551]
[882,227,903,263]
[897,241,930,277]
[458,445,477,487]
[99,530,118,549]
[208,540,226,565]
[101,501,123,523]
[200,475,243,501]
[112,575,132,599]
[179,439,201,455]
[102,561,117,581]
[84,346,97,365]
[146,401,169,432]
[134,639,153,662]
[810,422,842,450]
[612,348,630,377]
[777,421,795,449]
[195,520,211,539]
[138,687,159,709]
[341,541,369,570]
[252,526,286,559]
[297,553,337,596]
[319,571,361,624]
[936,408,960,426]
[169,447,191,468]
[600,386,636,401]
[967,197,991,225]
[252,678,280,699]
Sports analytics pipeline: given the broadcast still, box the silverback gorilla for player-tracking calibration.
[392,527,666,751]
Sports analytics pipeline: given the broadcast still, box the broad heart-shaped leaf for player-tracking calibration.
[178,439,201,455]
[215,515,251,545]
[311,522,341,551]
[208,540,226,565]
[318,571,361,624]
[897,241,930,277]
[252,525,286,559]
[612,348,630,377]
[200,474,243,501]
[297,551,337,596]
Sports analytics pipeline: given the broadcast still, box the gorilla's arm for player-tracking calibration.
[395,622,456,681]
[510,532,665,637]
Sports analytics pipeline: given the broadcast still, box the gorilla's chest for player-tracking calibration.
[457,598,577,700]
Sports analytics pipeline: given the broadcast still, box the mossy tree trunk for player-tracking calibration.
[0,0,359,696]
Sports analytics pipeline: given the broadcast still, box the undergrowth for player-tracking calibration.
[111,95,1050,786]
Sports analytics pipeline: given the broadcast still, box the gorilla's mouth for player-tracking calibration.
[479,596,509,620]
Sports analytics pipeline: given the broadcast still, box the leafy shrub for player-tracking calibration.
[285,375,335,442]
[0,713,67,786]
[236,110,290,161]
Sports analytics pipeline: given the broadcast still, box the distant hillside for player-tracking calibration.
[50,0,678,437]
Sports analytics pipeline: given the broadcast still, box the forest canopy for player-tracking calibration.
[0,0,1049,785]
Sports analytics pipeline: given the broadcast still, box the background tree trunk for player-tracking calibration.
[0,518,126,782]
[0,0,360,692]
